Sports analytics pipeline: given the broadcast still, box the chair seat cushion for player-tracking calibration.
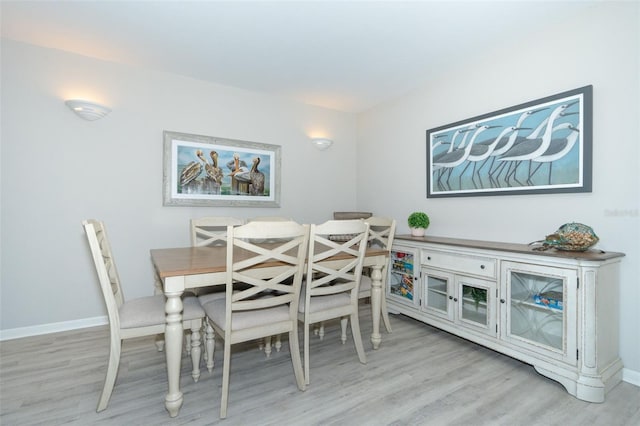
[203,299,290,331]
[119,295,204,329]
[198,291,226,305]
[298,290,350,313]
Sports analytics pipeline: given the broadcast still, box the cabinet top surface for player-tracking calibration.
[395,235,624,261]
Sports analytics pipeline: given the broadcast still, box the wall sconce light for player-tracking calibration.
[65,99,111,121]
[311,138,333,151]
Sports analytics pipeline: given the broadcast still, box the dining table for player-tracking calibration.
[150,244,389,417]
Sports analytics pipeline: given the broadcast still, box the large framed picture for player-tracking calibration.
[426,85,592,198]
[163,131,281,207]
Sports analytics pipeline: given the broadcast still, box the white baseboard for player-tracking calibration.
[0,316,107,341]
[623,368,640,388]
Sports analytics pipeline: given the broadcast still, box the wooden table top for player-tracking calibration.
[151,246,226,278]
[151,246,388,279]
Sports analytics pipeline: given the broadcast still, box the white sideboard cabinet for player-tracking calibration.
[388,235,625,403]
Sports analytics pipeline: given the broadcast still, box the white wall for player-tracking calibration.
[357,2,640,376]
[0,40,358,332]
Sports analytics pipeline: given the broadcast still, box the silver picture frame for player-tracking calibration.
[163,131,281,207]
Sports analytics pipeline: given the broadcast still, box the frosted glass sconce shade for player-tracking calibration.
[311,138,333,151]
[65,99,111,121]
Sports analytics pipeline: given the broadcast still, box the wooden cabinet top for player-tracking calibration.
[394,235,625,262]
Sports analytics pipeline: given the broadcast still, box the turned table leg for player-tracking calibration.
[164,286,184,417]
[370,264,383,349]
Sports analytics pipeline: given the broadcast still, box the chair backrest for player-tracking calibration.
[364,216,397,252]
[190,216,245,247]
[247,216,292,222]
[245,217,293,243]
[225,220,309,327]
[305,220,370,301]
[83,219,124,330]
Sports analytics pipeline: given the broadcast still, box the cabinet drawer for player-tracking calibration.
[422,250,496,278]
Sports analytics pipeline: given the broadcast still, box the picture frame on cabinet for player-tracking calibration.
[163,130,281,207]
[426,85,592,198]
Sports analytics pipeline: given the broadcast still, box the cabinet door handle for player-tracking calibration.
[453,298,458,302]
[448,296,453,300]
[500,299,506,303]
[480,265,485,269]
[427,256,431,260]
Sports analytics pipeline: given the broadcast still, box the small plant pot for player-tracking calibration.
[410,227,426,237]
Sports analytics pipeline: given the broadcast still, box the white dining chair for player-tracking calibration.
[313,211,372,341]
[247,215,292,222]
[247,215,292,355]
[191,216,245,248]
[188,216,246,370]
[153,216,246,354]
[341,216,396,343]
[200,220,309,418]
[298,219,369,385]
[82,219,205,412]
[191,216,245,304]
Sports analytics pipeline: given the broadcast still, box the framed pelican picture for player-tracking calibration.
[426,85,592,198]
[163,131,281,207]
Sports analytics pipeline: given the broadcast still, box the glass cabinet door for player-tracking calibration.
[388,248,417,307]
[423,269,454,320]
[457,275,497,336]
[503,261,577,365]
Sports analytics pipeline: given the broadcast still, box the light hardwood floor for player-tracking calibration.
[1,305,639,425]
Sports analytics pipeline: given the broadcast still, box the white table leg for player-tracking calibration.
[370,264,383,349]
[154,271,166,352]
[164,287,184,417]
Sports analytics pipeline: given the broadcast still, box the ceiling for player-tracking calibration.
[1,1,599,113]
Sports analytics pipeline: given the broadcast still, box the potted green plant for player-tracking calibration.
[408,212,430,237]
[463,286,487,310]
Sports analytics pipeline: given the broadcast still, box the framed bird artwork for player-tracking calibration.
[163,131,281,207]
[426,85,592,198]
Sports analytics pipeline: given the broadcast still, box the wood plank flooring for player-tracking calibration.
[1,305,639,425]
